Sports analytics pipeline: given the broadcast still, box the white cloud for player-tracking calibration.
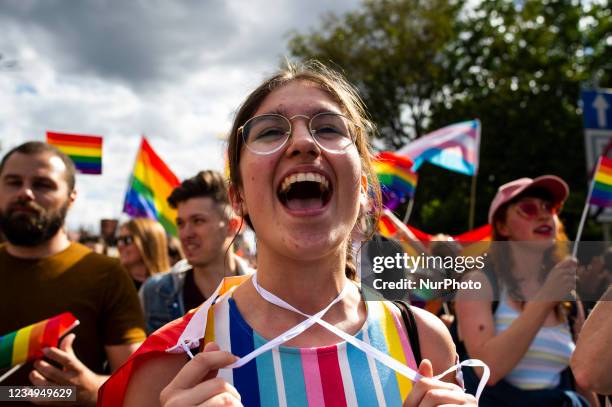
[0,0,362,232]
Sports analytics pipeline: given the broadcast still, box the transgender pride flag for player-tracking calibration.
[397,119,481,176]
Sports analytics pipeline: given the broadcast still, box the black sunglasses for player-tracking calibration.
[117,235,134,246]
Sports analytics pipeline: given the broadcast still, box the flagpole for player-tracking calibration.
[572,178,596,258]
[468,174,477,230]
[0,364,23,383]
[403,197,415,224]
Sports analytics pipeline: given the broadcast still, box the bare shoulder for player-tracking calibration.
[124,352,187,407]
[410,306,457,378]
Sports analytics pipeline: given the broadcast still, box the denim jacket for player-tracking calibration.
[139,255,253,334]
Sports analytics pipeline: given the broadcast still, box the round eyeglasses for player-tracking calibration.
[238,112,357,155]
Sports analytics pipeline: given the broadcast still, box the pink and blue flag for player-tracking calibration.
[397,119,481,176]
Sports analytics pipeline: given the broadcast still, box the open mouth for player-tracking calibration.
[534,225,553,234]
[277,171,332,211]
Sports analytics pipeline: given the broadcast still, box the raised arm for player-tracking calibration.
[454,271,554,384]
[571,286,612,395]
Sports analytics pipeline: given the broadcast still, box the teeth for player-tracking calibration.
[279,172,330,194]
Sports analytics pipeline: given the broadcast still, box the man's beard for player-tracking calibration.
[0,200,69,247]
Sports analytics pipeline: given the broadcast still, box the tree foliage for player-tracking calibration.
[288,0,612,236]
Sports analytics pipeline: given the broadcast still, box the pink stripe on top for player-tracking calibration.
[301,347,325,406]
[389,304,418,370]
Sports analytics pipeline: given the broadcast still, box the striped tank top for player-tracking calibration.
[202,295,418,407]
[494,292,574,390]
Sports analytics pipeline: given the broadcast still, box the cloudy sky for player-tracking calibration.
[0,0,363,232]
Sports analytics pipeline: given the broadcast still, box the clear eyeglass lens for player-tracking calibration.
[242,113,354,154]
[310,113,353,151]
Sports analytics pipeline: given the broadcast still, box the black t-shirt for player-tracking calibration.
[182,268,206,312]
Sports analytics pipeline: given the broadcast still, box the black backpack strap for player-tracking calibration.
[393,300,422,365]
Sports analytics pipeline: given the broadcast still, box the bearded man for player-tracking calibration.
[0,142,146,406]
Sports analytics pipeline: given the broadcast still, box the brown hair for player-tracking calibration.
[0,141,76,191]
[226,60,382,279]
[167,170,232,220]
[122,218,170,276]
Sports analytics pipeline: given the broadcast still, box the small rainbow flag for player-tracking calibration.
[0,312,79,369]
[122,137,180,236]
[373,151,418,210]
[590,156,612,208]
[46,132,103,174]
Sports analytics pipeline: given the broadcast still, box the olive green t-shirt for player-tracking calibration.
[0,242,146,391]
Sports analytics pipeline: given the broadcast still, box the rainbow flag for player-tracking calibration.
[373,151,418,210]
[46,132,103,174]
[455,224,492,257]
[0,312,78,369]
[590,156,612,208]
[397,119,481,176]
[122,137,180,235]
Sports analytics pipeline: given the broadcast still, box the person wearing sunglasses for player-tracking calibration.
[100,61,478,406]
[117,218,170,290]
[454,176,598,406]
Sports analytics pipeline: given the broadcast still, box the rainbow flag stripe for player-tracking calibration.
[590,156,612,208]
[123,137,180,235]
[374,151,418,210]
[47,132,103,174]
[0,312,78,369]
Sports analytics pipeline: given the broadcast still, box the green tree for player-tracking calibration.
[288,0,464,148]
[288,0,611,237]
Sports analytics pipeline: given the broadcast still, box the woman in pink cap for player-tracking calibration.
[454,176,598,406]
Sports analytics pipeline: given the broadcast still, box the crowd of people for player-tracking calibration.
[0,61,610,406]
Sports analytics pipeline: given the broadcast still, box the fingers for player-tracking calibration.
[404,359,469,407]
[203,342,220,352]
[58,333,76,353]
[160,342,241,406]
[417,389,477,407]
[167,343,238,390]
[42,346,80,371]
[199,391,243,406]
[418,358,433,378]
[165,377,242,406]
[31,359,76,385]
[29,368,55,386]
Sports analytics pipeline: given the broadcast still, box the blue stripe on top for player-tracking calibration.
[253,335,279,406]
[229,299,261,407]
[345,330,380,406]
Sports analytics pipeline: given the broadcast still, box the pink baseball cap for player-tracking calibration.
[488,175,569,224]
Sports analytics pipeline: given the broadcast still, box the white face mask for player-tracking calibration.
[169,273,490,401]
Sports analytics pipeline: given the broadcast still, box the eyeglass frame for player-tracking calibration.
[237,112,359,155]
[116,235,134,246]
